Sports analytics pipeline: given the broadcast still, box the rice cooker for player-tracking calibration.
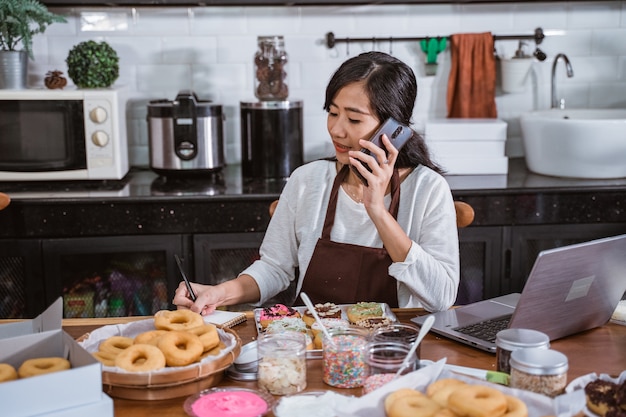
[148,90,225,175]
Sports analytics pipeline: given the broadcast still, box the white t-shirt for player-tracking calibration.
[241,160,460,311]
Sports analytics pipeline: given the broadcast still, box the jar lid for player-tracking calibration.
[510,347,568,375]
[496,328,550,351]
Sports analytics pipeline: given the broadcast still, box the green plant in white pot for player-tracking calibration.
[66,40,120,89]
[0,0,66,89]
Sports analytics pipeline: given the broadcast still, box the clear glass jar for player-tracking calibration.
[322,327,369,388]
[495,328,550,374]
[371,323,421,368]
[509,347,568,397]
[254,35,289,101]
[362,341,416,394]
[257,331,306,395]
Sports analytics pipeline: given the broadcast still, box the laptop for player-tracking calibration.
[412,234,626,353]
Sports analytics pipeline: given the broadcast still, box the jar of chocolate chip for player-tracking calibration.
[495,328,550,374]
[254,35,289,101]
[509,347,568,397]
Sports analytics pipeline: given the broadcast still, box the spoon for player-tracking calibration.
[394,315,435,378]
[299,292,336,347]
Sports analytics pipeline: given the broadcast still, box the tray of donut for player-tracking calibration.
[335,359,586,417]
[78,309,242,400]
[253,302,397,358]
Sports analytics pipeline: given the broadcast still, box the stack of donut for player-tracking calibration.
[384,378,528,417]
[0,357,71,383]
[93,309,223,373]
[585,379,626,417]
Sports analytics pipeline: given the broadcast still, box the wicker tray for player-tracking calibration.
[78,318,242,400]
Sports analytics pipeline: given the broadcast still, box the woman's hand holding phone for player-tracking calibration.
[349,118,412,186]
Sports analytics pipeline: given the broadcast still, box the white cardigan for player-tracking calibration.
[240,160,460,311]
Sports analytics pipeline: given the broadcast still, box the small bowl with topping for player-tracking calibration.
[272,390,354,417]
[183,387,274,417]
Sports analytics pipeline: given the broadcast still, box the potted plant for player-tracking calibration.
[0,0,66,89]
[66,40,119,88]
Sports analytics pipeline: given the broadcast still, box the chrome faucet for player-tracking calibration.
[551,53,574,109]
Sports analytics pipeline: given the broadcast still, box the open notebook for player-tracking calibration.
[413,234,626,353]
[204,310,247,328]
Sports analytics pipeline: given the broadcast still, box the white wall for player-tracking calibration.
[31,1,626,168]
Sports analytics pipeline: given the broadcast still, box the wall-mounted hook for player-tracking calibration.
[346,38,350,56]
[389,37,393,55]
[534,47,547,61]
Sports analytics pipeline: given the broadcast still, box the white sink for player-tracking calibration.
[520,109,626,179]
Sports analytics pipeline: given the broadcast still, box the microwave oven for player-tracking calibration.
[0,88,129,181]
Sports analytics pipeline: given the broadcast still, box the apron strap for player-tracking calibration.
[321,164,401,240]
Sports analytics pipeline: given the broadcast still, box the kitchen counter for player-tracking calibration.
[1,158,625,238]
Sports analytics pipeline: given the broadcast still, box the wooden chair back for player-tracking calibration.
[0,193,10,211]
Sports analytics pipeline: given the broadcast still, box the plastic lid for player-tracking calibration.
[510,347,568,375]
[496,328,550,351]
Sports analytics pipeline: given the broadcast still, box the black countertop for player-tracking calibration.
[1,158,625,238]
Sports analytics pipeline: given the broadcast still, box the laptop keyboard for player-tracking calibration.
[454,315,512,343]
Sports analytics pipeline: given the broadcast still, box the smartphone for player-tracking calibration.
[351,118,413,185]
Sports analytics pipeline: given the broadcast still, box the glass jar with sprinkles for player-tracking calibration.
[495,328,550,374]
[509,347,568,397]
[322,327,369,388]
[362,340,416,394]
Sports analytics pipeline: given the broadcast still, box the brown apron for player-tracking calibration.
[300,165,400,308]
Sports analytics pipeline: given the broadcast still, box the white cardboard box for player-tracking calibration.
[428,141,505,158]
[436,156,509,175]
[0,298,62,339]
[425,119,507,141]
[42,393,114,417]
[0,298,112,417]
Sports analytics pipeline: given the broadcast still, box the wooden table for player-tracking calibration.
[54,309,626,417]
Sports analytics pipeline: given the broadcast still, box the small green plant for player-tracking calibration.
[66,40,120,88]
[0,0,66,59]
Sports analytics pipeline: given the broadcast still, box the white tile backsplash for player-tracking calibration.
[36,1,626,168]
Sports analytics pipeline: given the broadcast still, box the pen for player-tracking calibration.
[174,254,197,302]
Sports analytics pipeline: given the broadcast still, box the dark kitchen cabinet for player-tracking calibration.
[41,235,187,318]
[506,223,626,294]
[0,240,45,319]
[456,227,502,305]
[193,232,297,311]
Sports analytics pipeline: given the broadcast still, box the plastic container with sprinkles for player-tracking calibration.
[509,347,568,397]
[495,328,550,374]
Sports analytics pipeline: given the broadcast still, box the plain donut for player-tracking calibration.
[134,330,168,346]
[0,363,18,383]
[157,330,203,367]
[99,336,134,355]
[154,309,203,331]
[114,344,166,372]
[448,385,507,417]
[502,395,528,417]
[427,378,467,408]
[18,357,71,378]
[388,392,442,417]
[92,350,118,367]
[187,324,220,352]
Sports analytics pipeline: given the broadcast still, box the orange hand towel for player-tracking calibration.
[447,32,497,118]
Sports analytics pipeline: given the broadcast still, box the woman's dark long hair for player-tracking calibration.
[324,51,443,174]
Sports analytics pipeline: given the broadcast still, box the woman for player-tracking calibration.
[173,51,459,314]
